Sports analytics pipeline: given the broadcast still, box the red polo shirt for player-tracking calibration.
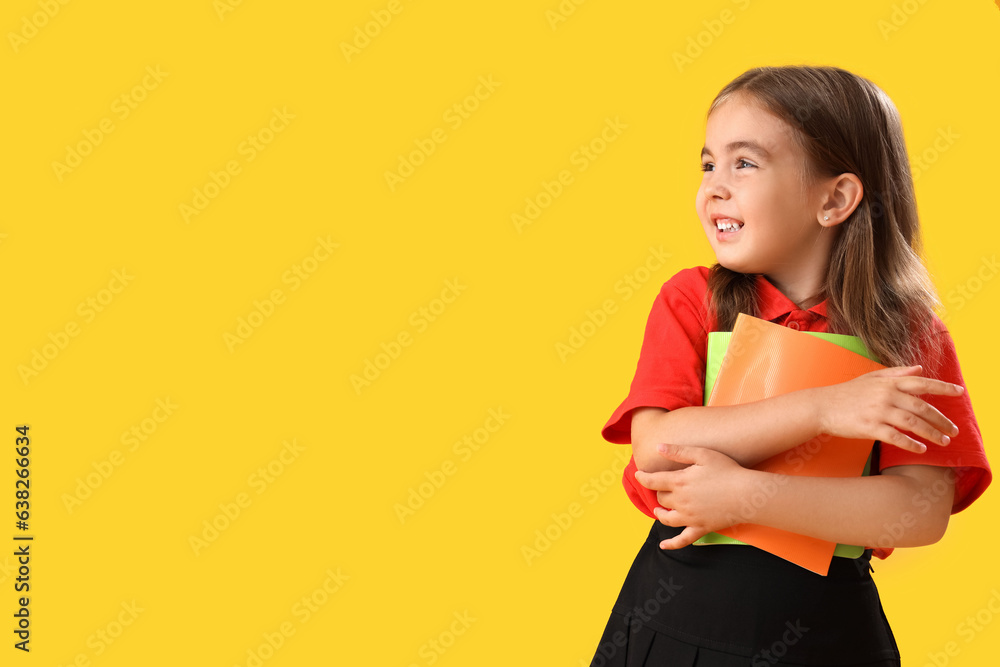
[602,266,991,559]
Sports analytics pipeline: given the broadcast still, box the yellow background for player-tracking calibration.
[2,0,998,664]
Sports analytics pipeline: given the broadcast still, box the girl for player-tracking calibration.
[590,66,991,666]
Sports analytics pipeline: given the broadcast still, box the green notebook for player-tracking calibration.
[693,330,878,559]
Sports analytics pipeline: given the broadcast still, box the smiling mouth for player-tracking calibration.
[715,218,744,232]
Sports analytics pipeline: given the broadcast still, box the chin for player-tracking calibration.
[714,256,755,275]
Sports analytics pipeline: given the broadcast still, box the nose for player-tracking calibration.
[702,172,730,200]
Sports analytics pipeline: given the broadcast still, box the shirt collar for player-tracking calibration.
[755,274,828,321]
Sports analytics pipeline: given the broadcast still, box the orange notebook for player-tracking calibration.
[700,314,885,575]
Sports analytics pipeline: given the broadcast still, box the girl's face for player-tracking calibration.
[696,95,836,300]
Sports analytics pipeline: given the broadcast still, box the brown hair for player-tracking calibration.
[704,65,941,369]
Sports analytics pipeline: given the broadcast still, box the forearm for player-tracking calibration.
[631,388,823,472]
[737,468,950,548]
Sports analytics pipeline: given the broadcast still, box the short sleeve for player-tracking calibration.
[601,267,711,520]
[876,321,991,514]
[601,267,711,444]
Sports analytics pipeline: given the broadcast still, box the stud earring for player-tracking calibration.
[824,215,829,220]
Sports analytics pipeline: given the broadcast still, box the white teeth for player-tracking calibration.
[715,219,742,232]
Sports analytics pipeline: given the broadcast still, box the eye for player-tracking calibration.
[736,158,756,169]
[700,162,713,172]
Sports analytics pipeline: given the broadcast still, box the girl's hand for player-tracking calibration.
[634,444,750,550]
[815,365,964,454]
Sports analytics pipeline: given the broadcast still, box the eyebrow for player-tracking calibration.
[700,140,772,160]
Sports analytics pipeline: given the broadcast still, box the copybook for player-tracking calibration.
[691,314,884,576]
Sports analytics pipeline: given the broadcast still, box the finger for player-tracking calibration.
[658,526,708,550]
[869,365,924,378]
[887,407,946,447]
[894,376,965,397]
[893,397,958,444]
[876,423,928,454]
[652,505,681,527]
[634,469,673,492]
[656,443,704,465]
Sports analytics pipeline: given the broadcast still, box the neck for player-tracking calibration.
[765,274,825,310]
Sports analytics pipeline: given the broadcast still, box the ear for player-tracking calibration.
[818,173,864,228]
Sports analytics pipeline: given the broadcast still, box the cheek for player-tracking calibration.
[750,182,792,217]
[694,186,707,216]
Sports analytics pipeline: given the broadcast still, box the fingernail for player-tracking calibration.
[657,443,667,453]
[941,435,950,446]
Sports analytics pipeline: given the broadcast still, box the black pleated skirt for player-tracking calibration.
[589,521,900,666]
